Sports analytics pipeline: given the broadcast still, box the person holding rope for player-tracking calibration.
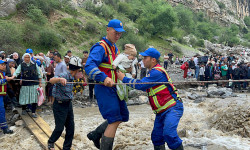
[11,53,42,118]
[0,60,14,134]
[85,19,128,149]
[47,56,82,150]
[117,48,184,150]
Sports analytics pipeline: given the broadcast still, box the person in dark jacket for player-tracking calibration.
[232,64,241,90]
[205,63,213,87]
[240,61,248,89]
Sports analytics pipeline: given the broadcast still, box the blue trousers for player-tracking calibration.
[151,100,183,149]
[0,96,8,130]
[95,85,129,124]
[195,65,199,79]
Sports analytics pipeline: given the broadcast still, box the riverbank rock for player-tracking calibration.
[207,87,234,98]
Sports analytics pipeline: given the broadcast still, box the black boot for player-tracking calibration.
[3,128,14,134]
[173,144,184,150]
[100,135,114,150]
[87,121,108,149]
[154,144,166,150]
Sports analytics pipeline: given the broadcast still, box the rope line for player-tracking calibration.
[11,79,250,85]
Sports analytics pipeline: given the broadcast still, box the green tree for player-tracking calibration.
[244,16,250,27]
[196,22,213,40]
[137,1,177,36]
[39,29,61,49]
[175,5,194,33]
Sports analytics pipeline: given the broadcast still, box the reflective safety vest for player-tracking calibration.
[98,40,119,83]
[0,72,7,96]
[146,64,180,114]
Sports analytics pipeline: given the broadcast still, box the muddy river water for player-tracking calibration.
[0,92,249,150]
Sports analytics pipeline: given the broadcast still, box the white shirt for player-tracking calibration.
[199,66,205,75]
[164,55,169,61]
[193,57,198,66]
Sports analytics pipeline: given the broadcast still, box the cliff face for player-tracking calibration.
[167,0,250,25]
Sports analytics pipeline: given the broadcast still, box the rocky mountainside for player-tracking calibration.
[167,0,250,25]
[1,0,249,25]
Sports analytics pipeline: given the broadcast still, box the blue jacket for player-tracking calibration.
[122,65,177,99]
[85,37,119,82]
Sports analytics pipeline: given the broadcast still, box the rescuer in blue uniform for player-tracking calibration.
[117,48,184,150]
[85,19,128,150]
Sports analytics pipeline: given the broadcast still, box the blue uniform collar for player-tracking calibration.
[102,37,115,47]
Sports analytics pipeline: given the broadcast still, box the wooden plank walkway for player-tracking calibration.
[17,108,65,150]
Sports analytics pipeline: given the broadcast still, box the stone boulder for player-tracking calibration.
[186,92,206,103]
[207,87,234,98]
[0,0,20,17]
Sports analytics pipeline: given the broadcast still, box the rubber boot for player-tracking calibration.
[100,135,114,150]
[87,121,108,149]
[154,144,166,150]
[3,128,13,134]
[173,144,184,150]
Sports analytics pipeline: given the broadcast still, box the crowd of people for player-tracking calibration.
[164,51,250,90]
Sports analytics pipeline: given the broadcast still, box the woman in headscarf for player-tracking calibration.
[10,53,42,118]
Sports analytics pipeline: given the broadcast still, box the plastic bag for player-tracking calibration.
[180,64,186,70]
[37,87,44,106]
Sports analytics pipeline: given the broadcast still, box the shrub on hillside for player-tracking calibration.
[26,6,47,25]
[99,5,115,19]
[85,21,97,33]
[83,0,96,13]
[227,36,239,47]
[0,22,21,52]
[17,0,55,16]
[216,1,225,9]
[22,21,40,46]
[17,0,76,16]
[243,32,250,42]
[117,32,147,53]
[59,18,81,27]
[189,37,197,47]
[39,29,61,49]
[243,16,250,27]
[172,45,182,54]
[196,39,204,47]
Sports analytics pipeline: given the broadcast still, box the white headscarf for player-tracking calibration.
[22,53,34,64]
[13,52,19,57]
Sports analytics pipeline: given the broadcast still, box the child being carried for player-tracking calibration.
[112,44,137,101]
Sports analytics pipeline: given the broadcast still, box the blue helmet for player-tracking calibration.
[26,48,33,54]
[36,59,41,66]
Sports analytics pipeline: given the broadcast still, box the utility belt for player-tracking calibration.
[55,98,71,103]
